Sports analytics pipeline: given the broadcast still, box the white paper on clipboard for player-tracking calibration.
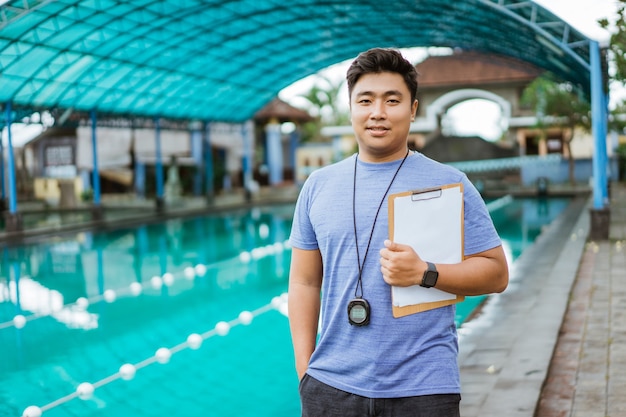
[388,183,465,317]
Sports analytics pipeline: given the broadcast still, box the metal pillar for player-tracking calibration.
[266,121,282,185]
[589,40,610,240]
[3,102,22,232]
[154,117,165,212]
[0,119,5,210]
[204,121,215,203]
[289,128,299,182]
[90,109,103,221]
[190,123,203,196]
[241,120,254,201]
[134,161,146,198]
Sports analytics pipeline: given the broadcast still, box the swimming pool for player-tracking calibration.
[0,197,570,417]
[455,195,571,324]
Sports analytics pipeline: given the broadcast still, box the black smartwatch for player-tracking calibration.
[420,262,438,288]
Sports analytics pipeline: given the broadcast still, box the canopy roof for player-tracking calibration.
[0,0,597,124]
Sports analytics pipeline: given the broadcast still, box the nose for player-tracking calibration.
[370,100,386,119]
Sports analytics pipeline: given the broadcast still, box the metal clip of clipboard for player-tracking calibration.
[410,188,442,202]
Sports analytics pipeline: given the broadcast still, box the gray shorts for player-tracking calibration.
[299,374,461,417]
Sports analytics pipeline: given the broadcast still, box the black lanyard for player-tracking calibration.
[352,149,410,300]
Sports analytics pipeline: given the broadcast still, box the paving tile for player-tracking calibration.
[536,183,626,417]
[460,196,590,417]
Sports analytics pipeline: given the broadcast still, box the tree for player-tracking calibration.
[298,75,349,131]
[599,1,626,85]
[520,74,591,184]
[599,1,626,134]
[598,2,626,179]
[608,100,626,181]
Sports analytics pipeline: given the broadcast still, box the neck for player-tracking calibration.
[357,147,410,163]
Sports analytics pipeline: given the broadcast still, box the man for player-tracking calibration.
[288,47,509,417]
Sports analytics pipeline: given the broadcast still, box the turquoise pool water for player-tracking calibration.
[0,197,570,417]
[454,196,571,323]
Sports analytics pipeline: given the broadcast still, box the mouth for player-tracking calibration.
[366,126,389,135]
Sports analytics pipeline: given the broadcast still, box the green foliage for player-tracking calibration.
[298,75,349,127]
[616,143,626,180]
[599,1,626,85]
[299,120,323,143]
[609,101,626,133]
[599,2,626,132]
[80,189,93,202]
[520,74,591,184]
[520,74,591,131]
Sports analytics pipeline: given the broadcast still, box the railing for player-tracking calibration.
[448,154,562,173]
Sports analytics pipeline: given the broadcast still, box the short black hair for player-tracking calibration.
[346,48,418,103]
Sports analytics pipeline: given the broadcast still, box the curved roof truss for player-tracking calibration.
[0,0,600,123]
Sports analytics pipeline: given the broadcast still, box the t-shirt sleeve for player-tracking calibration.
[289,179,319,250]
[462,175,502,256]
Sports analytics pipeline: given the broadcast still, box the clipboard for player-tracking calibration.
[388,183,465,318]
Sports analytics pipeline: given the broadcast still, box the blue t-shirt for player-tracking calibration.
[289,152,501,398]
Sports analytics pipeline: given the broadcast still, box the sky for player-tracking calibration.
[279,0,620,141]
[535,0,615,42]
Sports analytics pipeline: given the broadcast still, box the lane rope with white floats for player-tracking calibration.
[0,239,291,417]
[20,294,289,417]
[0,239,291,331]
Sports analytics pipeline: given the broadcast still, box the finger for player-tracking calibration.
[386,240,412,254]
[383,239,398,251]
[380,257,393,272]
[380,257,394,271]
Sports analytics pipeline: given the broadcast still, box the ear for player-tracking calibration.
[411,100,419,121]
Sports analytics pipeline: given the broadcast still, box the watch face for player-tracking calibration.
[350,304,367,320]
[424,270,438,287]
[422,262,439,288]
[347,298,370,326]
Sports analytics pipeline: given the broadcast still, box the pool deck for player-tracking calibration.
[459,182,626,417]
[2,182,624,415]
[0,186,300,244]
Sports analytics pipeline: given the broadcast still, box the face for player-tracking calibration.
[350,71,418,163]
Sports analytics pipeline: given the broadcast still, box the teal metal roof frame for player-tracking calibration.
[0,0,601,123]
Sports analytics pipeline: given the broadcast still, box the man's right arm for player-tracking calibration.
[288,247,323,380]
